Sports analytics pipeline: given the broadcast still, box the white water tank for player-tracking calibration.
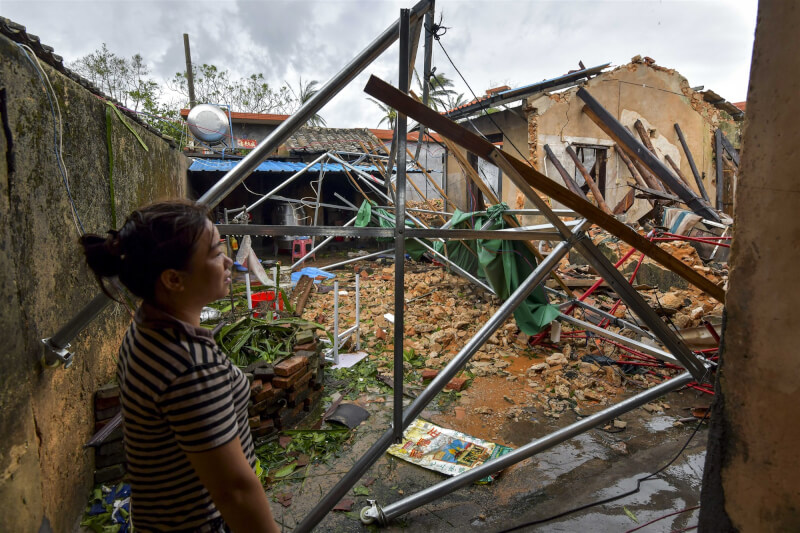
[187,104,229,143]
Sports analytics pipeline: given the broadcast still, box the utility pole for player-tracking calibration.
[183,33,196,109]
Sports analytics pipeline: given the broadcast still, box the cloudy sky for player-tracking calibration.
[5,0,758,128]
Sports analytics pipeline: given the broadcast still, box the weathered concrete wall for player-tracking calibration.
[0,33,186,532]
[528,63,739,217]
[699,2,800,531]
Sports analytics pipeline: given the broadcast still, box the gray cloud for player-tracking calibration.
[4,0,757,127]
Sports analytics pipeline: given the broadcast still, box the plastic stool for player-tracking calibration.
[292,237,314,262]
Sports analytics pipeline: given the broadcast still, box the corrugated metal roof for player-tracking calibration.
[188,158,380,173]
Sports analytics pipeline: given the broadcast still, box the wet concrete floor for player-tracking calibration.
[264,384,709,532]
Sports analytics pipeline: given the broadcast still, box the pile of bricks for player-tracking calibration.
[245,330,325,439]
[93,383,125,484]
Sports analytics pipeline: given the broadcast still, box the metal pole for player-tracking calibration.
[674,123,710,203]
[355,273,361,351]
[183,34,196,109]
[367,372,695,524]
[290,216,358,270]
[294,222,586,532]
[333,280,340,366]
[41,292,112,367]
[414,0,435,162]
[198,0,433,208]
[245,152,330,214]
[411,238,495,294]
[319,248,394,271]
[392,8,411,441]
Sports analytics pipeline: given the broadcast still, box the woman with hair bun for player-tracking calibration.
[81,200,278,533]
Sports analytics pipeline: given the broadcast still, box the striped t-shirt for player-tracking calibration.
[117,303,255,532]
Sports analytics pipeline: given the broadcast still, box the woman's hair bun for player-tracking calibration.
[80,231,123,278]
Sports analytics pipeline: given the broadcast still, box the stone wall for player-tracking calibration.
[699,2,800,531]
[0,32,187,533]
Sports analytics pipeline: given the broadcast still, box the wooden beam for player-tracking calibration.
[543,145,589,200]
[613,189,635,215]
[633,119,658,155]
[364,74,725,302]
[674,123,711,203]
[564,145,613,214]
[664,154,694,188]
[576,88,720,222]
[715,129,724,211]
[718,130,740,167]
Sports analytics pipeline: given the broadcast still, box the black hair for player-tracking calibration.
[80,200,211,301]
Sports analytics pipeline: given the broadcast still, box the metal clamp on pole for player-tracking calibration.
[41,291,113,368]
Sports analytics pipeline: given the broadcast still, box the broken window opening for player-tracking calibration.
[572,145,608,198]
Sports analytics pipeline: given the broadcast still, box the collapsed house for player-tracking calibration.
[445,57,742,235]
[4,0,798,531]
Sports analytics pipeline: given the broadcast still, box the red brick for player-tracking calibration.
[421,369,439,380]
[248,416,260,428]
[254,382,274,403]
[250,380,263,395]
[293,341,317,353]
[274,356,308,377]
[273,369,312,389]
[445,377,469,391]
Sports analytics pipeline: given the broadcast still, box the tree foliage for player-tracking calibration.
[169,64,296,115]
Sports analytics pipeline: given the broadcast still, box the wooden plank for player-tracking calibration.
[633,119,658,155]
[363,74,725,302]
[664,154,693,188]
[718,130,741,167]
[565,145,612,214]
[674,123,711,203]
[613,189,635,215]
[543,144,589,200]
[576,89,719,222]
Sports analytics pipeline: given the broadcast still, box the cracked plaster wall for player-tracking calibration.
[0,34,186,532]
[700,2,800,531]
[528,62,740,218]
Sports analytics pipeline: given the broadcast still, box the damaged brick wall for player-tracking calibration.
[0,33,186,533]
[530,60,741,218]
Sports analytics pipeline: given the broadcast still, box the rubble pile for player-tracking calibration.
[298,226,723,442]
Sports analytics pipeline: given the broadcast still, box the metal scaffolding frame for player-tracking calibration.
[39,1,720,530]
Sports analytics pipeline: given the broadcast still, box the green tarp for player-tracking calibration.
[355,201,559,334]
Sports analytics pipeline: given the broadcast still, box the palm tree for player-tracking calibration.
[368,97,397,129]
[414,69,461,111]
[291,77,327,126]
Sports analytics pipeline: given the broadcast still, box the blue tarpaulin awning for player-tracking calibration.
[188,158,381,174]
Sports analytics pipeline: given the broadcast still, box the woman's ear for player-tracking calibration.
[159,269,186,293]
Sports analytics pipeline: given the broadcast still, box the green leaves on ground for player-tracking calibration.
[214,315,327,367]
[255,428,352,484]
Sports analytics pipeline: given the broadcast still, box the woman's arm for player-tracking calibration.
[186,437,279,533]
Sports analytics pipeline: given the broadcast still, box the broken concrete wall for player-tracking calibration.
[528,62,740,218]
[0,33,186,533]
[699,2,800,531]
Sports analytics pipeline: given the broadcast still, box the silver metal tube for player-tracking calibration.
[319,248,394,271]
[558,313,680,365]
[333,280,340,365]
[355,273,361,351]
[327,153,386,187]
[412,238,495,294]
[374,371,695,523]
[244,152,330,214]
[198,0,433,208]
[393,8,410,440]
[290,216,358,270]
[48,292,112,348]
[295,222,580,533]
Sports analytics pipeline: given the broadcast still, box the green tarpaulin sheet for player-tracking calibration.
[355,200,559,334]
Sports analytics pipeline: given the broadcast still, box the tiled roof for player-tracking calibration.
[369,129,443,143]
[188,158,380,174]
[733,101,746,112]
[0,17,179,145]
[285,127,384,154]
[179,109,290,123]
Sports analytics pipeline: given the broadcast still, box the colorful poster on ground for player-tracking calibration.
[387,419,513,483]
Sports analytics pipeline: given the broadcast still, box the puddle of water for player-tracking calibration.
[530,434,611,481]
[646,415,678,432]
